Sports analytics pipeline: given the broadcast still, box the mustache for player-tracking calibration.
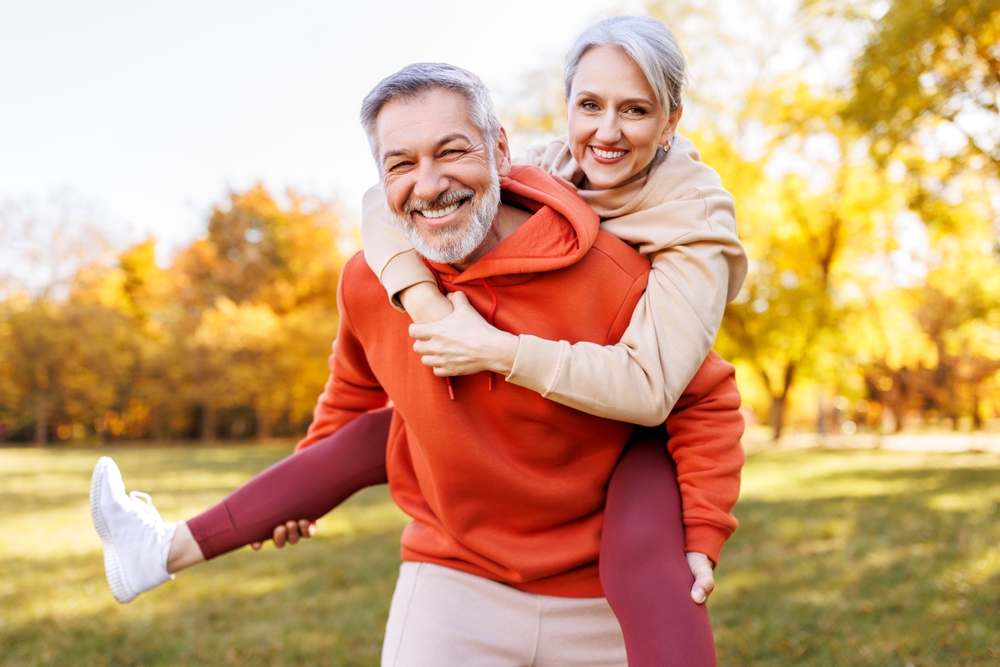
[402,188,475,216]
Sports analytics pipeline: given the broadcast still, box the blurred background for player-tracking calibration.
[3,2,999,665]
[1,0,997,444]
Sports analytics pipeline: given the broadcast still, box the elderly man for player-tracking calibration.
[296,62,735,666]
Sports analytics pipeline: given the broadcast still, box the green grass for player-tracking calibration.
[2,444,998,666]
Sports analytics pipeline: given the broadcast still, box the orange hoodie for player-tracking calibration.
[299,165,741,596]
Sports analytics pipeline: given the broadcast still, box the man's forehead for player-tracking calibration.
[376,88,481,157]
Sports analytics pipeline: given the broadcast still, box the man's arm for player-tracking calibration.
[665,350,745,564]
[260,263,389,550]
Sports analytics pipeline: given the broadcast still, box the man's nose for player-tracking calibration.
[413,160,449,203]
[595,112,621,144]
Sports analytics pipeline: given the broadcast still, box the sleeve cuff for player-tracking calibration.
[683,523,734,566]
[380,249,437,311]
[505,334,566,394]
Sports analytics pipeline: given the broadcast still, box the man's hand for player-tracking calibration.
[686,552,715,604]
[250,519,317,551]
[409,292,519,377]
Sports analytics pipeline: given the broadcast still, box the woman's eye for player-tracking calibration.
[624,106,647,116]
[581,101,600,112]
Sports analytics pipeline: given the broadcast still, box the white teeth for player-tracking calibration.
[419,202,460,219]
[592,147,627,159]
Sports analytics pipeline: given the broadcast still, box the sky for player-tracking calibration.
[0,0,646,265]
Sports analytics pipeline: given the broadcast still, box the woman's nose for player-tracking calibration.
[595,112,621,144]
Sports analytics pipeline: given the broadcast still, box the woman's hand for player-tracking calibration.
[686,551,715,604]
[409,292,519,377]
[250,519,317,551]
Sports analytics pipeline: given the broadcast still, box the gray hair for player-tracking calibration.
[564,16,687,113]
[359,62,502,161]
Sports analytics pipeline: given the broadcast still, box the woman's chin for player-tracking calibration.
[582,168,626,190]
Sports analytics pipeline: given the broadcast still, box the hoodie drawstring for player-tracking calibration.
[420,259,501,396]
[482,277,499,392]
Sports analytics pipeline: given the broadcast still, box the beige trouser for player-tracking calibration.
[381,562,627,667]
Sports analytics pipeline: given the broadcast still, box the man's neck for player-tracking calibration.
[452,203,533,271]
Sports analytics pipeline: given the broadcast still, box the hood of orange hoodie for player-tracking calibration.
[424,165,600,286]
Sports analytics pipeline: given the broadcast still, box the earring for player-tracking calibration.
[662,140,672,154]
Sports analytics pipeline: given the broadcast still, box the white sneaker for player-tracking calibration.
[90,456,176,603]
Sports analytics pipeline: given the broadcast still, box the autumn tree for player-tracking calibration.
[834,0,1000,176]
[171,184,347,440]
[0,195,122,443]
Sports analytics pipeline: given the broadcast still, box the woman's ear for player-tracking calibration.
[660,106,684,146]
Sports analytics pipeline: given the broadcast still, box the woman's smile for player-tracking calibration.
[589,145,630,162]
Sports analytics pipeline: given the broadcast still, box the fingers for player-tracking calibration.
[691,569,715,604]
[686,552,716,604]
[285,520,302,544]
[412,338,436,357]
[268,520,318,550]
[447,291,471,308]
[408,322,432,340]
[251,541,263,551]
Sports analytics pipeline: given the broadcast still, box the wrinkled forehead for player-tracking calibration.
[375,88,483,161]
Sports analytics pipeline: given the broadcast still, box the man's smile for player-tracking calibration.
[416,199,465,220]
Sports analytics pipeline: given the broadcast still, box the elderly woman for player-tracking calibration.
[92,16,745,667]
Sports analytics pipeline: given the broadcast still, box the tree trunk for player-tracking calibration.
[255,404,271,440]
[34,393,48,445]
[201,403,216,443]
[972,390,982,430]
[149,406,164,442]
[769,395,786,440]
[766,362,796,441]
[890,399,906,433]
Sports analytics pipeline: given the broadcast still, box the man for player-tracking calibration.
[297,62,737,666]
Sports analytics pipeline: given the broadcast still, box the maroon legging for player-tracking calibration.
[186,409,716,667]
[600,431,717,667]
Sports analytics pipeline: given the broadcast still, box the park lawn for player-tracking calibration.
[1,444,998,666]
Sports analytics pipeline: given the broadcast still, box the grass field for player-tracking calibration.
[2,443,998,666]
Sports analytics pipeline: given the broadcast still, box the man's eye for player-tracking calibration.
[387,161,413,171]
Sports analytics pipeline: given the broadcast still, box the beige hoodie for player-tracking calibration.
[361,134,747,425]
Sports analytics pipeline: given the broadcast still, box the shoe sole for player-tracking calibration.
[90,458,137,604]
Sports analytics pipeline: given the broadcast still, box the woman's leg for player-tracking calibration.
[600,433,717,667]
[186,407,392,560]
[92,408,393,603]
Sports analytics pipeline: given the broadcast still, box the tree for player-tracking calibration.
[839,0,1000,176]
[170,184,347,440]
[0,195,123,443]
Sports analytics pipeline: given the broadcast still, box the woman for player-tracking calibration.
[92,16,745,667]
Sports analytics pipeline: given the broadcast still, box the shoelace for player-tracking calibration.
[128,491,167,533]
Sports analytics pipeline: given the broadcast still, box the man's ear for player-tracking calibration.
[495,127,513,177]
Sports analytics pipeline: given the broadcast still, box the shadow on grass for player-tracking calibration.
[714,454,1000,667]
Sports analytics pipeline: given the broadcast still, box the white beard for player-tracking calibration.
[390,161,501,265]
